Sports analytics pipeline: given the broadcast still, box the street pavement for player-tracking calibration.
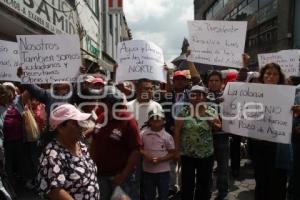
[169,159,255,200]
[19,159,255,200]
[211,161,255,200]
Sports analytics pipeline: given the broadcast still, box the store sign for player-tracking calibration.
[85,36,100,58]
[0,0,77,34]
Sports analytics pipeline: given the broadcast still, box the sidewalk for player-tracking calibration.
[19,160,255,200]
[212,161,255,200]
[172,159,255,200]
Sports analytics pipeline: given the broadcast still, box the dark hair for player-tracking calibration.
[60,120,69,127]
[141,117,165,130]
[288,76,300,86]
[258,63,285,85]
[207,70,223,82]
[136,79,153,90]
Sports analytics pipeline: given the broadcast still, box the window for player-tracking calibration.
[66,0,76,8]
[205,8,213,20]
[237,0,258,19]
[259,0,273,8]
[87,0,99,17]
[224,0,230,6]
[238,0,247,11]
[115,14,119,45]
[115,27,118,45]
[231,7,238,16]
[109,14,113,35]
[213,0,224,17]
[224,14,230,20]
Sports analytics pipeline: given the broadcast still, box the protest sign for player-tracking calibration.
[17,35,81,84]
[258,50,300,77]
[0,40,20,81]
[187,20,247,68]
[116,40,166,83]
[222,82,295,144]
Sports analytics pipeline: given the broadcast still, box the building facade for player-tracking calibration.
[294,0,300,49]
[0,0,132,79]
[101,0,132,74]
[194,0,296,69]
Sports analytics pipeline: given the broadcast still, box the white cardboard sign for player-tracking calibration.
[222,82,295,144]
[0,40,20,81]
[17,35,81,84]
[116,40,166,83]
[258,50,300,77]
[187,20,247,68]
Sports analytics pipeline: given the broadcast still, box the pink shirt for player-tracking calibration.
[3,105,23,141]
[141,128,175,173]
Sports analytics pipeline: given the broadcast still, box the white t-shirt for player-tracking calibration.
[127,99,163,130]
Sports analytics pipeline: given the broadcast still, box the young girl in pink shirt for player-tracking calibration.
[140,110,175,200]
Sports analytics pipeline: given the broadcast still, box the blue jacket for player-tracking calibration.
[22,84,72,115]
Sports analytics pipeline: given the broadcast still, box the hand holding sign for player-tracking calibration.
[242,53,250,68]
[17,67,24,78]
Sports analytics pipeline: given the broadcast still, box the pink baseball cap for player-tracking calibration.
[49,104,91,130]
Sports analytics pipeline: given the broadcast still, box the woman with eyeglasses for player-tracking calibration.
[252,63,291,200]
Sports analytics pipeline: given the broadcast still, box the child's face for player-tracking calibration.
[149,117,164,131]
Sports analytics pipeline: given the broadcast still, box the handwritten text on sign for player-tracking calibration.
[222,82,295,144]
[187,20,247,68]
[258,50,300,77]
[116,40,166,83]
[17,35,81,84]
[0,40,20,81]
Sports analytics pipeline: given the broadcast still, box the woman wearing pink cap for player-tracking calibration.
[36,104,100,200]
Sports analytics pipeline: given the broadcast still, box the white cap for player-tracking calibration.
[190,85,208,93]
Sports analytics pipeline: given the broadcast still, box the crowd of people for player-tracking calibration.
[0,53,300,200]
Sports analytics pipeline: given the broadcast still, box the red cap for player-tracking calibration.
[173,71,187,79]
[224,72,237,84]
[92,77,104,85]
